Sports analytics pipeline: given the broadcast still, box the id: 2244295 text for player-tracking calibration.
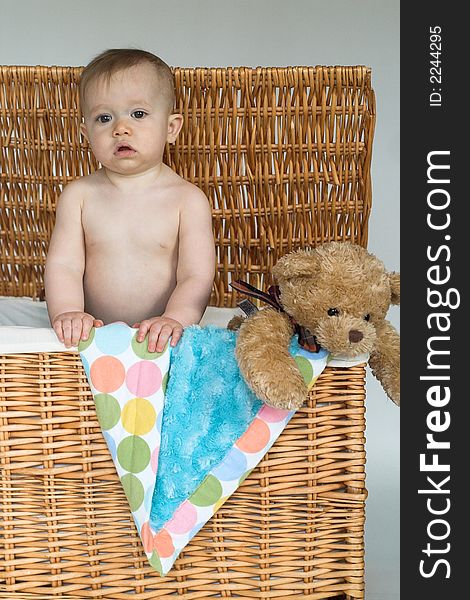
[429,26,442,107]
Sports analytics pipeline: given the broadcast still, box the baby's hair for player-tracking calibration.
[79,48,175,114]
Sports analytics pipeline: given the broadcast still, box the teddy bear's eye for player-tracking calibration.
[364,314,371,321]
[327,308,339,317]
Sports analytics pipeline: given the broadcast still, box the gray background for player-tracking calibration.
[0,1,400,597]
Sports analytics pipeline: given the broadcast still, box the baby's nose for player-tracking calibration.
[113,120,130,136]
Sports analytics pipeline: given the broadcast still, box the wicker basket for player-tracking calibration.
[0,65,375,599]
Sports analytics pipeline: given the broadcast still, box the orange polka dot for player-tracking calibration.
[153,528,175,558]
[236,418,270,453]
[90,356,125,393]
[141,521,155,554]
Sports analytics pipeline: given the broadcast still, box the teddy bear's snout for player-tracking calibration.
[315,314,375,357]
[349,329,363,343]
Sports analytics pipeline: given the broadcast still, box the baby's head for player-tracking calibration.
[79,48,175,117]
[79,49,183,175]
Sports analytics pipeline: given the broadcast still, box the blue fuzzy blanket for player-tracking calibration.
[79,323,330,575]
[150,326,263,530]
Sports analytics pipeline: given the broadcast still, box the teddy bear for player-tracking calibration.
[230,241,400,410]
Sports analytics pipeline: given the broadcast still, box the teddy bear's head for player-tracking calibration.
[272,242,400,357]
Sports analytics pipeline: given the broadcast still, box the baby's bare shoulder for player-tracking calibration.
[163,166,201,194]
[55,178,87,214]
[52,176,98,230]
[60,171,105,201]
[163,167,210,211]
[173,174,209,204]
[72,170,107,193]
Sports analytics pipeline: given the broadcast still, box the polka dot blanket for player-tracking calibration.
[78,322,330,576]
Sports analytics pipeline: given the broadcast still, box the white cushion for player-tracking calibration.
[0,298,242,353]
[0,296,51,327]
[0,298,366,365]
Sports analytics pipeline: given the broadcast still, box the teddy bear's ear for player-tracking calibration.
[272,250,319,283]
[389,272,400,305]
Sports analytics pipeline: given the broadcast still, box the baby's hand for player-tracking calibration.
[52,311,104,348]
[132,316,184,353]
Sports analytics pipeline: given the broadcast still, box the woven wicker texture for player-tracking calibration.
[0,353,366,599]
[0,65,373,598]
[0,66,375,304]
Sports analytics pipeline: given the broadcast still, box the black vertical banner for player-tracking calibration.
[401,3,465,598]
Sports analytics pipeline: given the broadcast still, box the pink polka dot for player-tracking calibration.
[165,501,198,534]
[236,418,270,453]
[153,528,175,558]
[126,361,162,397]
[90,356,125,393]
[141,521,155,553]
[151,445,159,473]
[258,404,290,423]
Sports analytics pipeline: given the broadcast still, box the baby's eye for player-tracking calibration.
[327,308,340,317]
[364,314,371,322]
[96,114,112,124]
[131,110,147,119]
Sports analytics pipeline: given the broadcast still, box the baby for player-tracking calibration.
[45,49,215,352]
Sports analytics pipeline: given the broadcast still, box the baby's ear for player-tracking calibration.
[167,113,184,143]
[389,272,400,305]
[273,250,319,283]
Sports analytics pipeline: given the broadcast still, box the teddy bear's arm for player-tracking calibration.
[369,319,400,405]
[236,308,308,410]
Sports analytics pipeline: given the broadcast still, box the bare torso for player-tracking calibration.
[80,166,187,325]
[45,66,215,346]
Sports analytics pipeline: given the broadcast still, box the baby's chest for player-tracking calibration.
[83,202,179,252]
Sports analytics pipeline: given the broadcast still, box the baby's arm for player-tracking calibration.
[44,182,103,347]
[136,188,215,352]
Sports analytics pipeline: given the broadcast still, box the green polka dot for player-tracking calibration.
[94,394,121,430]
[149,551,163,575]
[162,372,169,394]
[189,475,223,507]
[120,473,144,512]
[294,356,314,385]
[117,436,151,473]
[77,327,96,351]
[131,333,165,359]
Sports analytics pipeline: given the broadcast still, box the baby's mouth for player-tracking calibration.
[114,143,136,156]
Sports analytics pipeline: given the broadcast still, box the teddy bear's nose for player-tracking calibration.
[349,329,363,343]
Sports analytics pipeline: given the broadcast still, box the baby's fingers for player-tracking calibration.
[169,326,183,347]
[70,318,84,347]
[81,316,95,341]
[146,323,165,353]
[61,318,73,347]
[155,324,173,353]
[137,321,151,344]
[53,320,65,344]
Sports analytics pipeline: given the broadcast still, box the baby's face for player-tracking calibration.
[80,63,181,176]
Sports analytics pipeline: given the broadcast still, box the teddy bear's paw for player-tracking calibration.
[263,391,307,411]
[386,383,400,406]
[372,373,400,407]
[252,372,308,411]
[369,337,400,406]
[265,391,306,411]
[227,315,246,331]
